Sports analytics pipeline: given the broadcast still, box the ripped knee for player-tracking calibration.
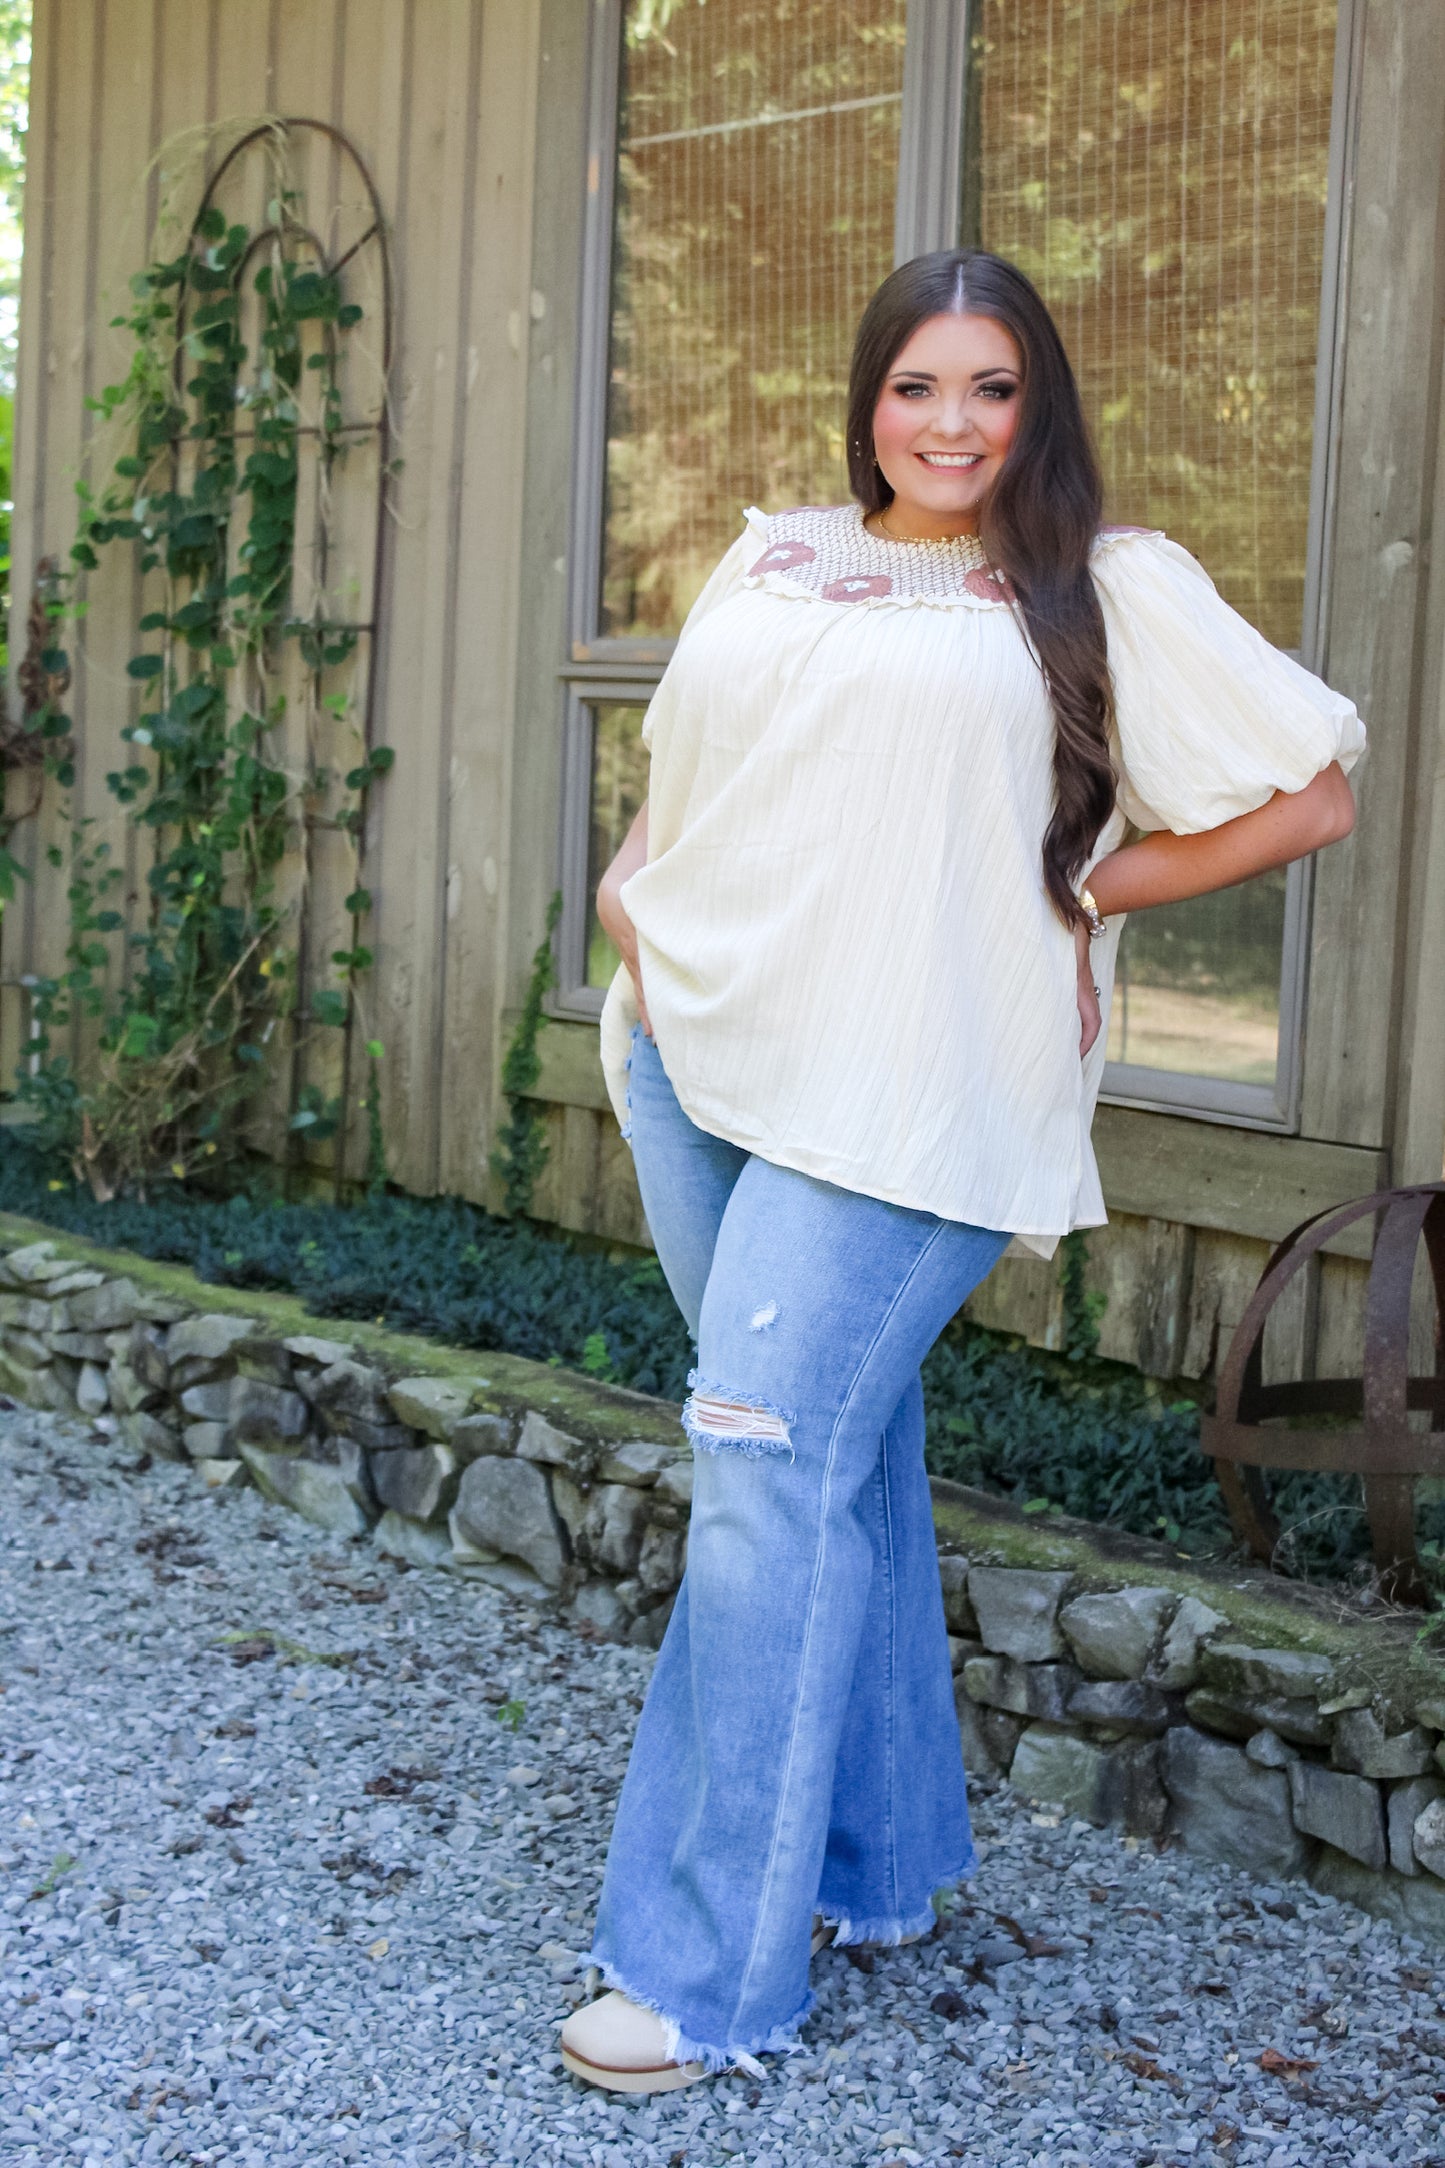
[682,1369,795,1457]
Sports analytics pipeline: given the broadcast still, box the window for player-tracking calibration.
[557,0,1355,1137]
[598,1,909,644]
[557,0,927,1005]
[964,0,1349,1122]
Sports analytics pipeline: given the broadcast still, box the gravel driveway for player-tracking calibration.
[2,1404,1444,2168]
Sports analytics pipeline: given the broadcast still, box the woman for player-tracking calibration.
[558,249,1364,2094]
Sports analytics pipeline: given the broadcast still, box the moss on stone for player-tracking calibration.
[0,1209,682,1449]
[932,1478,1445,1718]
[5,1204,1444,1722]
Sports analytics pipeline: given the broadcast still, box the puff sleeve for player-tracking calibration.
[639,511,766,748]
[1091,529,1366,834]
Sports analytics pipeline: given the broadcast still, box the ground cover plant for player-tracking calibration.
[0,1130,1418,1591]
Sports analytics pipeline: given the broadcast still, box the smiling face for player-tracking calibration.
[867,311,1024,539]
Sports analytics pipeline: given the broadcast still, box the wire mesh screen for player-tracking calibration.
[968,0,1339,1092]
[968,0,1338,652]
[600,0,908,639]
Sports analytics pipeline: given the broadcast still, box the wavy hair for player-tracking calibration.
[847,248,1115,929]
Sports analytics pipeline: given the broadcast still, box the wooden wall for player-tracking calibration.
[7,0,542,1200]
[9,0,1445,1396]
[520,1041,1374,1389]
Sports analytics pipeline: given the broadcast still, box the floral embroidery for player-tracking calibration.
[748,539,817,576]
[964,566,1016,603]
[823,572,893,601]
[738,505,1159,613]
[743,503,1007,611]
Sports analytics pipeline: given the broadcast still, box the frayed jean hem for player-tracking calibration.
[579,1949,815,2078]
[816,1852,977,1949]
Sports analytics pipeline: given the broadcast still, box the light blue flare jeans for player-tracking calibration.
[583,1023,1011,2074]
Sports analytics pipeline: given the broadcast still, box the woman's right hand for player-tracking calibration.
[597,800,652,1036]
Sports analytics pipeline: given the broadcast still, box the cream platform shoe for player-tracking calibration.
[561,1919,929,2091]
[559,1990,708,2094]
[811,1914,930,1956]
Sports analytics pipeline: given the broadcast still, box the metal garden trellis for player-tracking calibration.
[173,117,394,1198]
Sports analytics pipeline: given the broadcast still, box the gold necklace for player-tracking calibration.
[874,504,986,556]
[866,502,987,559]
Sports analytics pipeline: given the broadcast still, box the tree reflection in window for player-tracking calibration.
[968,0,1338,1091]
[602,0,907,639]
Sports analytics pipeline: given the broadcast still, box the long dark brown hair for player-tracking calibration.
[847,248,1114,929]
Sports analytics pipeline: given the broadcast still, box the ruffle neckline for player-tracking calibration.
[738,503,1164,613]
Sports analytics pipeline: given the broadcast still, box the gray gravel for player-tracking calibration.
[2,1404,1444,2168]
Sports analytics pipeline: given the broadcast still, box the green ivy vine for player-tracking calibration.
[491,889,563,1219]
[1058,1227,1108,1361]
[12,160,392,1201]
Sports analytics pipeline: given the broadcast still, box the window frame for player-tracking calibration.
[553,0,1362,1137]
[557,676,657,1014]
[1094,0,1363,1133]
[554,0,963,1013]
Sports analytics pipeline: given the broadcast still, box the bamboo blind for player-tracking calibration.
[601,0,907,638]
[971,0,1339,650]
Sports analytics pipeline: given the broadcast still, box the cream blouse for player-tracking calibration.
[598,505,1365,1258]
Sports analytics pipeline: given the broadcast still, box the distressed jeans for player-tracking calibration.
[584,1023,1010,2072]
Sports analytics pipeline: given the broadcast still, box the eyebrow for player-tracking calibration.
[888,366,1020,383]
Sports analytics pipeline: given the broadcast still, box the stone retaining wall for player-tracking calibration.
[0,1236,687,1652]
[941,1562,1445,1936]
[4,1226,1445,1941]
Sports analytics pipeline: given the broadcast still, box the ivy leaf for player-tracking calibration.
[310,989,349,1028]
[170,682,219,721]
[343,888,372,915]
[344,744,395,791]
[121,1013,162,1060]
[284,270,339,319]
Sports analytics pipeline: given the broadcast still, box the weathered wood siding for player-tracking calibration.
[7,0,542,1198]
[519,1027,1375,1387]
[10,0,1445,1396]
